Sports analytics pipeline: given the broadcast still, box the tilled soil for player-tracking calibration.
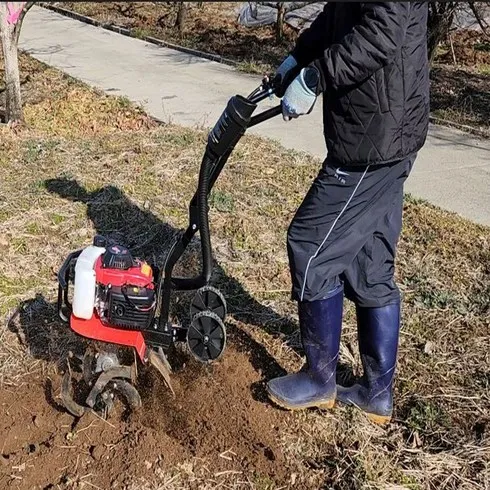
[0,339,299,490]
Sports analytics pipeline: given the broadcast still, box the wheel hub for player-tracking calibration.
[187,310,227,363]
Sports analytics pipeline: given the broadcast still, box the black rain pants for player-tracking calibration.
[287,154,415,308]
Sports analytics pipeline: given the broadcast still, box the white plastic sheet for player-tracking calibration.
[453,5,490,31]
[236,2,327,32]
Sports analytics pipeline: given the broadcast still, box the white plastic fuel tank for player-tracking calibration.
[72,245,106,320]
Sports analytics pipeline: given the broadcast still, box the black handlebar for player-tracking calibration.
[247,75,282,126]
[157,76,283,329]
[247,75,277,103]
[249,104,282,128]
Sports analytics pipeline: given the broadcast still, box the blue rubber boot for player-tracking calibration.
[336,302,401,424]
[266,287,343,411]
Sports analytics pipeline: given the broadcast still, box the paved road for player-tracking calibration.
[20,6,490,226]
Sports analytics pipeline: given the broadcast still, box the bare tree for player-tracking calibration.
[276,2,285,42]
[427,2,459,63]
[468,1,490,38]
[0,1,34,123]
[259,2,318,43]
[175,2,189,37]
[427,2,490,63]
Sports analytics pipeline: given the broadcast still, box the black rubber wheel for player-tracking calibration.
[189,286,227,322]
[187,311,227,363]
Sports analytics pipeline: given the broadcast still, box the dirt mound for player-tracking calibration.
[139,347,287,475]
[0,339,297,490]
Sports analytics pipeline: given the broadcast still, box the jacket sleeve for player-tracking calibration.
[291,4,333,68]
[311,2,411,92]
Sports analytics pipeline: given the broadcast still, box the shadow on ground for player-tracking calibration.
[8,178,301,407]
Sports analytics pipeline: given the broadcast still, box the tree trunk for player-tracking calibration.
[469,2,490,39]
[275,2,285,43]
[258,1,318,41]
[176,2,188,37]
[0,1,31,123]
[427,2,458,64]
[1,12,22,123]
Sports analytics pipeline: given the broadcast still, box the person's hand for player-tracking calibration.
[282,66,320,121]
[274,55,299,97]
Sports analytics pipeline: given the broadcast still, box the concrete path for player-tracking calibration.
[20,6,490,226]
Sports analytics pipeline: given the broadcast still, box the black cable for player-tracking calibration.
[121,284,156,312]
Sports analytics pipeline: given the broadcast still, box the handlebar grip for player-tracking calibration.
[248,104,282,128]
[208,95,257,158]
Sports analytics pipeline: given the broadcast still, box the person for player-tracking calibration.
[266,2,429,424]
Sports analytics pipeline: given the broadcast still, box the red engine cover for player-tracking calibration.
[94,257,155,288]
[69,255,156,362]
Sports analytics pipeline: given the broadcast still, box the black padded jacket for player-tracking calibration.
[291,2,430,166]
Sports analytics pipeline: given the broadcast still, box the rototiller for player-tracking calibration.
[57,77,282,417]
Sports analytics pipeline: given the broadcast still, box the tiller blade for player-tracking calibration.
[60,348,141,418]
[147,347,175,396]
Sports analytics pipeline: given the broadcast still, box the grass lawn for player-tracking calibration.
[0,53,489,489]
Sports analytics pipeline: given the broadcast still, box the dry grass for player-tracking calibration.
[0,53,156,134]
[0,54,489,489]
